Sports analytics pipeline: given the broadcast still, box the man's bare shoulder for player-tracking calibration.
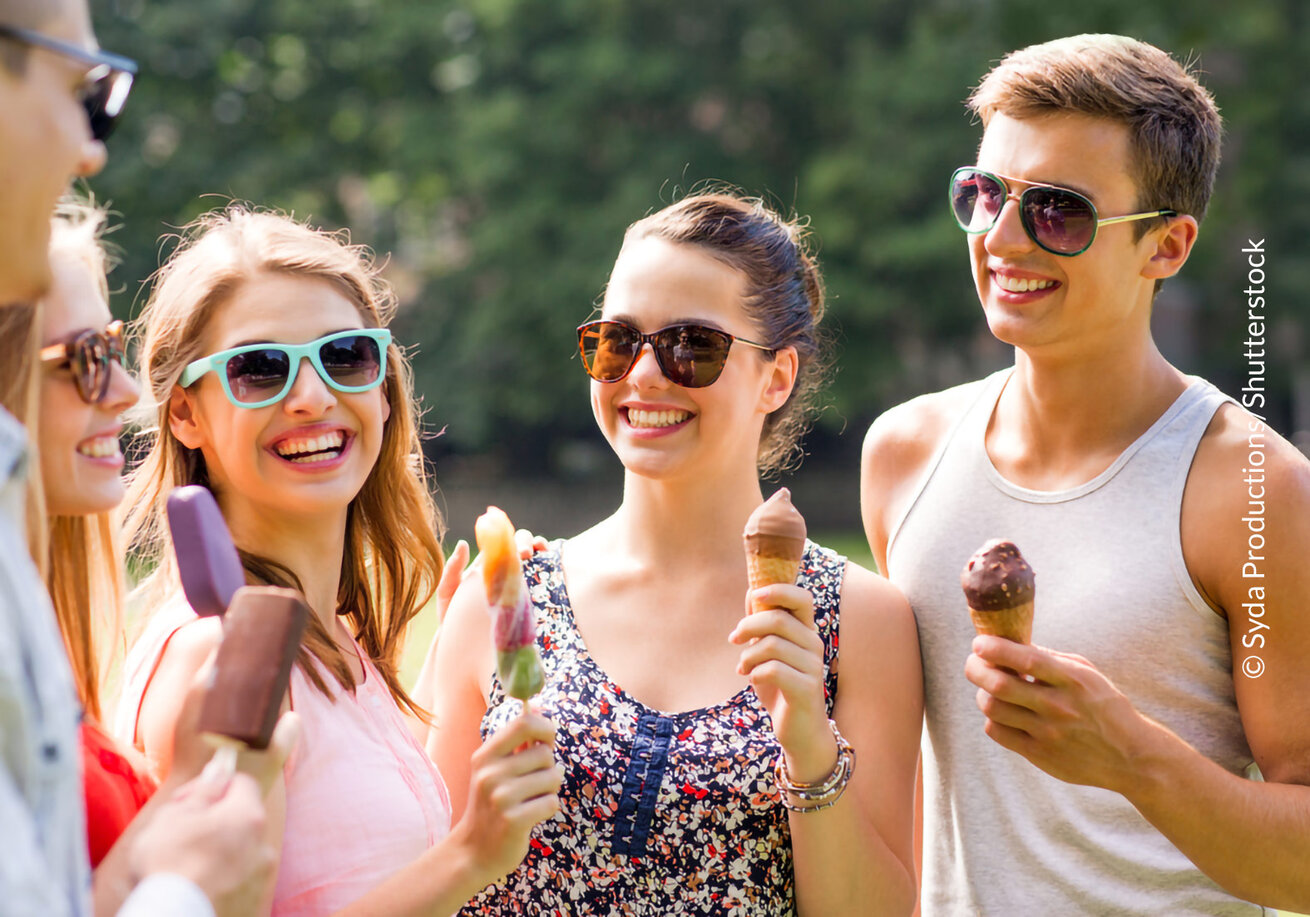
[861,379,987,483]
[1183,400,1310,611]
[861,377,993,567]
[1191,401,1310,497]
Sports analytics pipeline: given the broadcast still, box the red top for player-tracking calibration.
[81,719,157,868]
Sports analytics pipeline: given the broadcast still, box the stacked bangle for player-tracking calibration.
[774,719,856,812]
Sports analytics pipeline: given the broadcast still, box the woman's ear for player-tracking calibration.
[168,386,206,450]
[761,346,799,414]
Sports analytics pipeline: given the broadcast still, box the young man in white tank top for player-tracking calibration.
[861,34,1310,915]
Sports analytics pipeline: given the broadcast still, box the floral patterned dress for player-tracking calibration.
[461,540,844,917]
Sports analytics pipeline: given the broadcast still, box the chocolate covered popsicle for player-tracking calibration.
[743,488,807,613]
[475,507,544,701]
[961,539,1035,643]
[198,586,310,774]
[167,485,245,618]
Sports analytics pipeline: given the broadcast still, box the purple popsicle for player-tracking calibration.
[167,485,245,618]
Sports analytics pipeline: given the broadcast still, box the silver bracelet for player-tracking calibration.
[774,719,856,812]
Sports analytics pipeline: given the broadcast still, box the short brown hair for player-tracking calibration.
[968,34,1223,230]
[624,192,831,476]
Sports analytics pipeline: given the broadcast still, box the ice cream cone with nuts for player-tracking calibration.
[960,538,1035,643]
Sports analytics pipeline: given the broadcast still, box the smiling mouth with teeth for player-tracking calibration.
[995,274,1056,294]
[627,408,692,429]
[77,435,120,458]
[274,430,348,463]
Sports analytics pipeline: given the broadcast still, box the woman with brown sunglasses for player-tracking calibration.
[425,191,923,916]
[1,200,151,885]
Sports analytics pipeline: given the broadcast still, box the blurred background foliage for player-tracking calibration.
[91,0,1308,537]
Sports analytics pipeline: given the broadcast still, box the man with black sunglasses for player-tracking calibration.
[1,2,292,915]
[0,0,109,306]
[861,34,1310,914]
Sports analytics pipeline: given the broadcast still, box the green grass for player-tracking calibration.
[401,589,443,686]
[811,530,876,574]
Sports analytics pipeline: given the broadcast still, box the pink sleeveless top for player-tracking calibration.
[114,596,452,916]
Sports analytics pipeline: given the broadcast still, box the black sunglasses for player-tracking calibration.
[949,167,1176,257]
[0,25,136,142]
[40,320,126,404]
[577,319,774,389]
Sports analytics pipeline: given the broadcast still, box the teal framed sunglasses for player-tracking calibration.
[179,329,391,408]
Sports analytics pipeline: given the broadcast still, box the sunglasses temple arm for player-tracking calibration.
[1097,210,1177,227]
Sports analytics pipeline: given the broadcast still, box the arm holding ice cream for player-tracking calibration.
[733,489,922,916]
[964,414,1310,909]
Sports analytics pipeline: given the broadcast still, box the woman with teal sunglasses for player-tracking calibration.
[116,207,562,916]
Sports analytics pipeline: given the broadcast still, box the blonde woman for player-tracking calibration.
[33,203,148,870]
[116,208,561,916]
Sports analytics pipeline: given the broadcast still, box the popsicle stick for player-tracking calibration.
[199,737,240,783]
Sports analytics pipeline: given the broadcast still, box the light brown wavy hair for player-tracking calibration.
[122,207,444,717]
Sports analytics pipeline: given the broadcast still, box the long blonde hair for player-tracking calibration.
[0,200,126,722]
[123,207,444,716]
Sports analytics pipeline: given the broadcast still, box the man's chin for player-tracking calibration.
[0,240,53,307]
[980,311,1024,347]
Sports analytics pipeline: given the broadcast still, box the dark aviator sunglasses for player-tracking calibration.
[949,167,1176,257]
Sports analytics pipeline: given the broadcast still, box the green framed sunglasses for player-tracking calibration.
[179,329,391,408]
[949,167,1176,256]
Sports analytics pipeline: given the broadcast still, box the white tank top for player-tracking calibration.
[888,369,1267,916]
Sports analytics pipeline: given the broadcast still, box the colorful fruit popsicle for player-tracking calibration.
[198,586,309,777]
[743,487,807,613]
[960,539,1035,643]
[167,485,245,618]
[475,507,544,700]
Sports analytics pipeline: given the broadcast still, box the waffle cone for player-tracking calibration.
[745,550,802,614]
[746,552,801,588]
[968,601,1033,644]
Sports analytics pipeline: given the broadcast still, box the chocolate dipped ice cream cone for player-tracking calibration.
[961,539,1035,643]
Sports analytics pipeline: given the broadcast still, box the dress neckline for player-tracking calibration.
[541,541,762,720]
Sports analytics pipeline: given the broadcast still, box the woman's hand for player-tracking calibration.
[513,528,549,559]
[447,710,563,887]
[730,583,837,785]
[434,539,472,622]
[433,532,545,624]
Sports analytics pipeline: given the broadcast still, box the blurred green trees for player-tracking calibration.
[92,0,1307,471]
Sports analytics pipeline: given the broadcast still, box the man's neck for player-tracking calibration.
[987,336,1189,491]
